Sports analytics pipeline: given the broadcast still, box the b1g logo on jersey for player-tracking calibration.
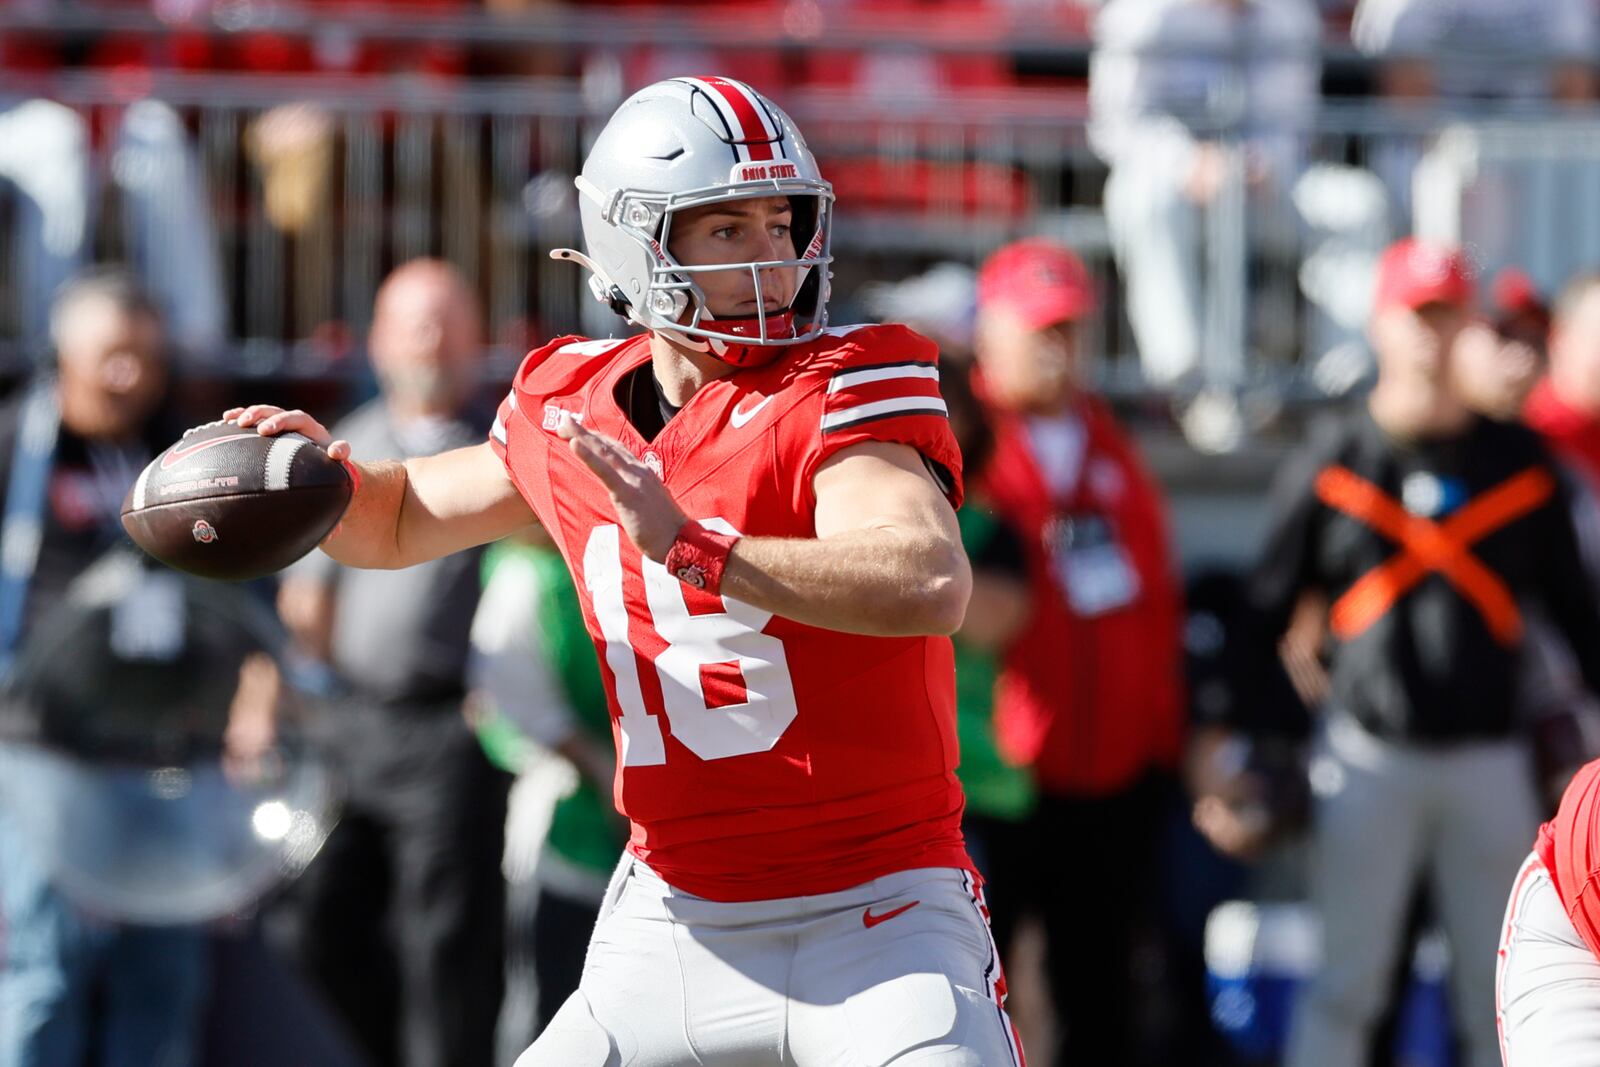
[543,405,583,432]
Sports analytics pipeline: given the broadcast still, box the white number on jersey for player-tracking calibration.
[582,519,798,766]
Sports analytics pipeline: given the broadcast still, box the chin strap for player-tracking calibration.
[550,248,791,367]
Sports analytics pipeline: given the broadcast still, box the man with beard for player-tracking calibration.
[272,259,511,1067]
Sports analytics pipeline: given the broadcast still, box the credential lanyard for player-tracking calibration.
[0,381,60,675]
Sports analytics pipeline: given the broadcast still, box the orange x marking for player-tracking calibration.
[1314,464,1554,646]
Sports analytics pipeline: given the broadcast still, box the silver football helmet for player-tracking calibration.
[553,77,835,368]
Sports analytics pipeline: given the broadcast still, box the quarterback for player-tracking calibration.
[232,77,1024,1065]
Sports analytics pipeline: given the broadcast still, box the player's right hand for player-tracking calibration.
[226,405,352,463]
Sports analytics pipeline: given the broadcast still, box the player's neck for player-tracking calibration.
[649,331,739,408]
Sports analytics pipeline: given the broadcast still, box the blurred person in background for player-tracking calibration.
[1353,0,1597,104]
[1249,238,1600,1067]
[1451,268,1549,423]
[975,238,1186,1067]
[1444,269,1600,804]
[1090,0,1321,446]
[1513,272,1600,815]
[0,99,224,361]
[1525,273,1600,495]
[273,258,510,1067]
[465,524,628,1064]
[0,268,205,1067]
[1354,0,1597,243]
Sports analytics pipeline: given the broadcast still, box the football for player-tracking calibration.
[121,420,352,581]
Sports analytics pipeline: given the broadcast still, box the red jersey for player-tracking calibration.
[1535,758,1600,961]
[490,324,971,902]
[981,397,1185,796]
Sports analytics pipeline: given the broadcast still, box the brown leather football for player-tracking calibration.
[121,420,352,581]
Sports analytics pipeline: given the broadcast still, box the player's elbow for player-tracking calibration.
[915,543,972,636]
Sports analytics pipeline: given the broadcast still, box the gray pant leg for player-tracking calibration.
[1430,740,1541,1067]
[1286,717,1430,1067]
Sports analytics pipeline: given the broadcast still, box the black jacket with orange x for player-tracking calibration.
[1249,406,1600,742]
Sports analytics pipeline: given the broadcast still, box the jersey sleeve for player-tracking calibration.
[800,325,965,509]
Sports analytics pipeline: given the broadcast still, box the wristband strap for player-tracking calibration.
[664,522,739,596]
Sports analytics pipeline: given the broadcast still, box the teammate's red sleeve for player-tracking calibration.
[1548,758,1600,961]
[800,326,965,510]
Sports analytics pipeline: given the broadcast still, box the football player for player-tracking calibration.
[230,77,1024,1066]
[1498,757,1600,1067]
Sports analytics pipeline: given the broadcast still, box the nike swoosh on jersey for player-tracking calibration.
[862,900,921,929]
[159,433,259,471]
[730,394,775,429]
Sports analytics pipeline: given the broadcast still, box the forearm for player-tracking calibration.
[320,445,534,570]
[320,459,409,569]
[719,527,971,637]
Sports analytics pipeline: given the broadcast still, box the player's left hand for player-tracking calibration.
[559,414,687,560]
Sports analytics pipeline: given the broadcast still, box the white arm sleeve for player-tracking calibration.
[468,556,578,749]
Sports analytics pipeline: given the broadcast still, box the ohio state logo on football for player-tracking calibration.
[191,520,219,544]
[732,162,799,183]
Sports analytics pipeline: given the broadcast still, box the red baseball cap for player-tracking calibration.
[1373,238,1475,313]
[977,238,1097,330]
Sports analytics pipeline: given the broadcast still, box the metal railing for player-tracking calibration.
[0,70,1113,378]
[2,65,1599,401]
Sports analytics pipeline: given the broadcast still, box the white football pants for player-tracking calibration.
[1497,852,1600,1066]
[516,857,1024,1067]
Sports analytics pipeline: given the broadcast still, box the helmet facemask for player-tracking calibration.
[578,175,835,368]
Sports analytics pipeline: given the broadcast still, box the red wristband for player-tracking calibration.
[327,459,361,542]
[664,522,739,596]
[341,459,362,497]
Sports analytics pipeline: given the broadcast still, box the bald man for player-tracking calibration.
[273,260,511,1067]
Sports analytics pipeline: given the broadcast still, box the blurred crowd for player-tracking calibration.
[7,2,1600,1067]
[6,0,1600,420]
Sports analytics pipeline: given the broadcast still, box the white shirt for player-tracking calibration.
[1090,0,1321,179]
[1025,412,1089,500]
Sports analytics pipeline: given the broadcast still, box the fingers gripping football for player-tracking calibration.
[228,405,353,463]
[558,415,686,561]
